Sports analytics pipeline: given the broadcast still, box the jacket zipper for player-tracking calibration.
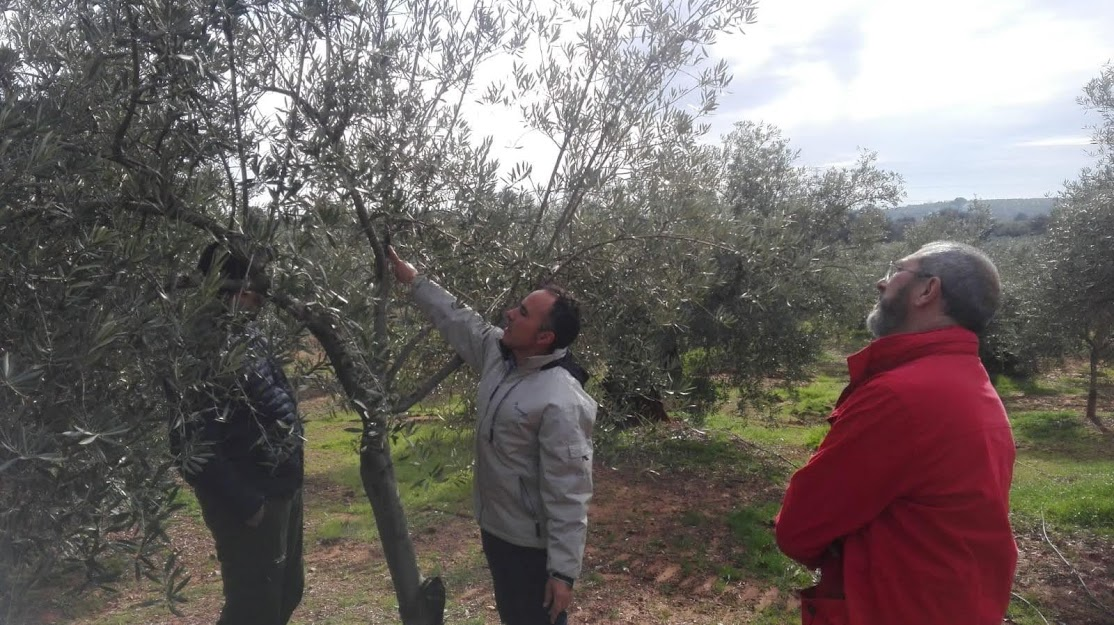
[487,369,525,443]
[519,476,542,538]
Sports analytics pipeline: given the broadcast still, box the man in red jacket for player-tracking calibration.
[775,241,1017,625]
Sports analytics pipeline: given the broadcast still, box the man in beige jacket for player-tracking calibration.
[388,247,596,625]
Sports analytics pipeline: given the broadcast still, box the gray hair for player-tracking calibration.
[913,241,1001,334]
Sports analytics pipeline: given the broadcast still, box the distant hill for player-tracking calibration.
[887,197,1056,222]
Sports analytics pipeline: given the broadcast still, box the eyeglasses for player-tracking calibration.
[884,261,934,281]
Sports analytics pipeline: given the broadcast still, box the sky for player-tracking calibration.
[712,0,1114,203]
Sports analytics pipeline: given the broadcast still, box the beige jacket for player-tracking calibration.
[412,277,596,580]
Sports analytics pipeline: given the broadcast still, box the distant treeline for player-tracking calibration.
[889,197,1055,221]
[886,197,1056,240]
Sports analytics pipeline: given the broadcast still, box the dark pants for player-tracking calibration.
[481,530,568,625]
[197,489,305,625]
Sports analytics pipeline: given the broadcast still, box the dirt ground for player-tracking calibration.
[32,428,1114,625]
[38,451,803,625]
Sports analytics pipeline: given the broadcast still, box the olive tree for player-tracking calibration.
[1034,64,1114,432]
[0,0,760,621]
[690,122,903,408]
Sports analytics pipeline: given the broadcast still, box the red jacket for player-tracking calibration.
[775,327,1017,625]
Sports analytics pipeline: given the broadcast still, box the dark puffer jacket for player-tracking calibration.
[172,322,304,521]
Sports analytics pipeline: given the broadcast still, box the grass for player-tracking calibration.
[303,411,474,543]
[602,426,788,484]
[993,374,1078,398]
[40,359,1114,624]
[701,370,1114,537]
[724,502,812,588]
[1008,410,1114,533]
[698,374,839,456]
[1012,457,1114,532]
[1006,592,1054,625]
[768,375,845,419]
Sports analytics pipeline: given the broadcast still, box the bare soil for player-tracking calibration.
[33,438,802,625]
[27,395,1114,625]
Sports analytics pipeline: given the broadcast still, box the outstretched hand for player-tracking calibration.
[386,245,418,285]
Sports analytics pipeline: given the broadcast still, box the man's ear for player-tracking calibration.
[914,276,943,307]
[537,329,557,350]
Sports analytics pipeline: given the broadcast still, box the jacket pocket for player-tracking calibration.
[800,589,847,625]
[568,442,592,462]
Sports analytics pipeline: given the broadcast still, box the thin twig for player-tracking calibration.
[1040,512,1112,616]
[1010,592,1050,625]
[691,428,800,470]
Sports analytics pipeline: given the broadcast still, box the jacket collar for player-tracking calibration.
[838,326,980,406]
[500,343,569,372]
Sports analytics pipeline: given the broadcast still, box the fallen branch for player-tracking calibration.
[1040,512,1112,616]
[1009,591,1049,625]
[692,428,801,470]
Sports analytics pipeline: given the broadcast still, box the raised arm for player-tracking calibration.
[388,246,499,373]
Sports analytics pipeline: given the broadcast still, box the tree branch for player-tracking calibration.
[393,355,464,414]
[106,196,234,241]
[386,325,434,388]
[1041,512,1112,616]
[224,10,250,227]
[549,233,739,278]
[269,292,384,426]
[1010,592,1050,625]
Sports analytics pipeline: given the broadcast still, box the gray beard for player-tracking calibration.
[866,285,911,338]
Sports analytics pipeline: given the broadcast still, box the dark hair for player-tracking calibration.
[540,284,581,350]
[197,242,268,293]
[915,241,1001,334]
[199,242,245,279]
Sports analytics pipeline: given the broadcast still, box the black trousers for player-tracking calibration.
[197,489,305,625]
[481,530,569,625]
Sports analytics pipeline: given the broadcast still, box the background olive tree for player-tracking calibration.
[1029,63,1114,433]
[686,122,903,411]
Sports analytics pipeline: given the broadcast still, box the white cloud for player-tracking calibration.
[815,157,861,169]
[721,0,1114,129]
[1014,136,1095,148]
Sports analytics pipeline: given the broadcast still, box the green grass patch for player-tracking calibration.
[408,394,473,420]
[702,410,829,455]
[303,412,474,540]
[1011,456,1114,532]
[603,427,786,482]
[171,486,201,518]
[1009,411,1114,532]
[994,374,1080,397]
[750,603,803,625]
[769,375,845,420]
[1010,411,1110,458]
[724,502,812,588]
[696,374,840,457]
[1006,592,1055,625]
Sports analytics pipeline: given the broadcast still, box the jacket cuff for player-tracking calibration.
[549,572,575,588]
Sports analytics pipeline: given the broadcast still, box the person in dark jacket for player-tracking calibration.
[775,241,1017,625]
[170,243,305,625]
